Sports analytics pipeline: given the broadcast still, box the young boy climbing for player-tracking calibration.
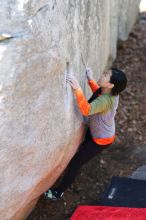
[44,67,127,200]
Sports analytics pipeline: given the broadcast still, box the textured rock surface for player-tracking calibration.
[0,0,140,219]
[130,165,146,180]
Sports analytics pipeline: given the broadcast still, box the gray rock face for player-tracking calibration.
[0,0,140,219]
[130,166,146,180]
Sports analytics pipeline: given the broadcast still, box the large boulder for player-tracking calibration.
[0,0,140,219]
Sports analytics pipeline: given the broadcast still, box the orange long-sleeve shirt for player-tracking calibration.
[73,79,116,145]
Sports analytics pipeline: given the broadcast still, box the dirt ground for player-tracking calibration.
[27,13,146,220]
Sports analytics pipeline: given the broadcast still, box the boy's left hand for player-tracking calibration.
[66,74,80,90]
[85,67,93,80]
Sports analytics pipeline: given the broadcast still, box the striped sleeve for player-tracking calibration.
[88,79,100,93]
[89,95,113,115]
[74,87,91,116]
[73,88,113,116]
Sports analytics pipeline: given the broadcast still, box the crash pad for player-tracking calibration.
[70,206,146,220]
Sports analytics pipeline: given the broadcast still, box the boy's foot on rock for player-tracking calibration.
[44,189,64,201]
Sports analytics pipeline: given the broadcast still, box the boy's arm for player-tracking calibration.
[66,73,108,116]
[74,87,109,116]
[85,68,100,92]
[74,88,91,116]
[88,79,100,93]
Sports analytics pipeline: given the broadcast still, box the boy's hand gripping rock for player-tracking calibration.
[66,74,80,90]
[85,68,93,80]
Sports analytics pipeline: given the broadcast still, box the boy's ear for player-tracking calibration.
[108,83,114,89]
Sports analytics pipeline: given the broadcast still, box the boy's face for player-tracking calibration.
[97,69,114,89]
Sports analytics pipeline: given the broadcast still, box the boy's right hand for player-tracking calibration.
[85,68,93,80]
[66,74,80,90]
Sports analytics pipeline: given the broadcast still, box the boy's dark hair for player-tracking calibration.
[110,68,127,96]
[88,68,127,103]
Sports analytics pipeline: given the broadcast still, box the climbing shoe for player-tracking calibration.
[44,189,64,201]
